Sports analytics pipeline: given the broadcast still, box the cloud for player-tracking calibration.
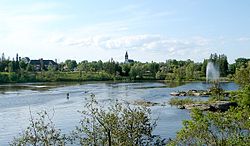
[237,37,250,42]
[52,34,211,61]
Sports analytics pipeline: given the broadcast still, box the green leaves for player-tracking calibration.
[234,62,250,87]
[10,111,67,146]
[73,96,163,145]
[169,107,250,146]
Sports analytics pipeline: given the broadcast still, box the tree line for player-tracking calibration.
[0,53,250,82]
[10,62,250,145]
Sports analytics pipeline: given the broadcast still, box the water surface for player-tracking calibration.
[0,81,238,145]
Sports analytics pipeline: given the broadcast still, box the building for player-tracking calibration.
[29,58,58,71]
[124,51,134,63]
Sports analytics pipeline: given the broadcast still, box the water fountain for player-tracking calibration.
[206,61,223,98]
[206,62,220,82]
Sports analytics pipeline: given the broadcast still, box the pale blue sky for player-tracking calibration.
[0,0,250,63]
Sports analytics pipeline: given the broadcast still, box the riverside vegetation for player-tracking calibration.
[7,55,250,145]
[10,96,165,145]
[167,62,250,145]
[0,53,249,83]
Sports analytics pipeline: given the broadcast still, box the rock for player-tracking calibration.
[179,92,187,96]
[170,92,180,96]
[211,101,237,112]
[193,92,201,96]
[184,104,211,111]
[177,105,185,109]
[180,101,237,112]
[133,100,160,107]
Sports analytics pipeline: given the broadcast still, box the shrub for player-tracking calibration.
[168,107,250,146]
[10,111,67,146]
[72,96,165,145]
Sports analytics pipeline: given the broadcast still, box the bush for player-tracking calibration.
[10,96,165,145]
[168,107,250,146]
[10,111,67,146]
[72,96,165,145]
[230,85,250,107]
[0,72,9,82]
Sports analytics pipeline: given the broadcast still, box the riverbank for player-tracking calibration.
[0,71,233,84]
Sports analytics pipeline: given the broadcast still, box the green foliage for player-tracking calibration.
[129,63,145,79]
[65,59,77,71]
[155,71,166,80]
[121,63,131,76]
[169,107,250,146]
[185,63,194,80]
[204,53,229,77]
[0,72,9,82]
[209,82,225,101]
[168,97,195,106]
[230,85,250,107]
[72,96,164,145]
[170,72,250,146]
[235,58,250,69]
[19,60,28,70]
[10,111,67,146]
[234,62,250,87]
[0,53,248,83]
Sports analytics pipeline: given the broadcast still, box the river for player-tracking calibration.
[0,81,239,145]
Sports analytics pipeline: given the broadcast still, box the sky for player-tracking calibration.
[0,0,250,63]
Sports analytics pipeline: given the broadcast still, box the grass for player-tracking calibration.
[168,97,196,106]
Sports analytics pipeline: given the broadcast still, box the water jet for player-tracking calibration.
[206,62,220,83]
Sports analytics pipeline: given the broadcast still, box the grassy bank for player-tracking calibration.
[0,71,163,83]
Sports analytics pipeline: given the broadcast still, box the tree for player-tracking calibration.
[121,63,131,76]
[72,96,164,145]
[201,59,208,76]
[10,111,67,146]
[173,67,185,82]
[8,62,14,72]
[65,60,77,71]
[48,64,56,72]
[103,60,116,75]
[231,85,250,107]
[170,69,250,146]
[185,63,194,80]
[234,62,250,87]
[129,63,145,79]
[148,62,159,77]
[19,60,28,70]
[78,60,89,72]
[169,107,250,146]
[26,64,35,72]
[218,54,229,77]
[235,58,250,69]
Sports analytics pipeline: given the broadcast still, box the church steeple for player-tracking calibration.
[125,51,128,60]
[124,51,134,63]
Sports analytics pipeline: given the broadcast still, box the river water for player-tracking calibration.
[0,81,238,145]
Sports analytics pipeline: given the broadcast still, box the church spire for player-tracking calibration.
[125,51,128,60]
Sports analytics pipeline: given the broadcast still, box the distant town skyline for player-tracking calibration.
[0,0,250,63]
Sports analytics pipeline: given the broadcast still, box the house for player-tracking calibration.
[29,58,58,71]
[124,51,134,63]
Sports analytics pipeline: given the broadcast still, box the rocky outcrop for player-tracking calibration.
[211,101,238,112]
[133,100,164,107]
[183,103,211,111]
[170,90,211,97]
[179,101,237,112]
[170,89,231,97]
